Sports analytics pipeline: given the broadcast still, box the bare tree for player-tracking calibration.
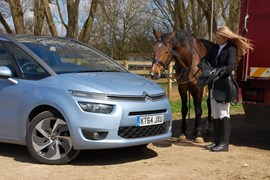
[196,0,217,38]
[151,0,209,37]
[151,0,174,31]
[54,0,99,40]
[150,0,240,40]
[1,0,100,39]
[43,0,58,37]
[220,0,241,32]
[8,0,25,34]
[96,0,153,59]
[0,0,241,59]
[78,0,99,43]
[34,0,45,35]
[65,0,80,38]
[0,12,13,33]
[0,0,13,33]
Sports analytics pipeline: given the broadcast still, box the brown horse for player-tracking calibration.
[150,29,214,143]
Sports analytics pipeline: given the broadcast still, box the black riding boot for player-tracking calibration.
[205,118,221,150]
[211,117,231,152]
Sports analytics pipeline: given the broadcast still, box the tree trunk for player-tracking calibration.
[197,0,217,39]
[42,0,58,37]
[78,0,99,43]
[8,0,25,34]
[34,0,45,35]
[0,13,13,34]
[228,1,241,32]
[66,0,80,39]
[56,0,67,29]
[173,0,183,30]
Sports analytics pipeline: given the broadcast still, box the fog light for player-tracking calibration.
[93,132,100,139]
[82,129,108,140]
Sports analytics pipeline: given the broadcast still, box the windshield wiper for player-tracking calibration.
[78,70,123,73]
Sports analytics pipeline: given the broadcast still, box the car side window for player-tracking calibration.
[6,42,50,80]
[0,42,16,77]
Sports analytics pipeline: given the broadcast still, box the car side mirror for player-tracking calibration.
[0,66,18,84]
[0,66,12,78]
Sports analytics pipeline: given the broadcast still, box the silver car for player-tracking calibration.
[0,34,172,164]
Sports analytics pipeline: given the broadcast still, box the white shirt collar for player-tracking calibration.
[218,42,228,55]
[219,42,228,50]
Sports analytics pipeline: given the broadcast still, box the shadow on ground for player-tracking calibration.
[72,145,157,165]
[0,113,268,165]
[0,142,158,165]
[167,113,270,150]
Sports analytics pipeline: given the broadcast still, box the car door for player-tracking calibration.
[0,41,21,139]
[0,39,52,140]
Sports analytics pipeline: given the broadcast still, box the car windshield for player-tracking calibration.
[17,36,127,74]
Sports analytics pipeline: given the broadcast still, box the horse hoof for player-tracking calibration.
[194,137,204,143]
[179,135,187,142]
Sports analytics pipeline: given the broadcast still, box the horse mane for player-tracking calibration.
[172,30,197,53]
[198,39,215,60]
[174,30,215,58]
[175,30,195,43]
[159,30,215,60]
[160,33,172,45]
[199,39,215,54]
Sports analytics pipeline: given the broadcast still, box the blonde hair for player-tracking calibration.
[216,26,253,62]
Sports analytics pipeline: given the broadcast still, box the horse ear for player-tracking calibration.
[167,31,176,44]
[153,28,162,41]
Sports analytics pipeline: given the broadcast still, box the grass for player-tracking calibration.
[158,82,244,119]
[170,96,244,119]
[169,96,244,119]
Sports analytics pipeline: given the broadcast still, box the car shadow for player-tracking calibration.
[71,146,158,165]
[0,143,35,164]
[168,113,270,150]
[0,143,158,165]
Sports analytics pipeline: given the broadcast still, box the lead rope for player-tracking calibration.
[188,90,191,121]
[162,67,201,85]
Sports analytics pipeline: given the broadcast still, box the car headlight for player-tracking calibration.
[69,90,107,100]
[78,102,113,114]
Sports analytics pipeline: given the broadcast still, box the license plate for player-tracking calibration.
[137,115,164,126]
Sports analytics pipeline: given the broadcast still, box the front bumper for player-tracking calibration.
[67,97,172,150]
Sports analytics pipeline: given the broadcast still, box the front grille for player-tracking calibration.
[107,93,166,102]
[118,121,170,139]
[129,109,167,116]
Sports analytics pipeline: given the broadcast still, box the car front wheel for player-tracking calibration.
[26,110,80,164]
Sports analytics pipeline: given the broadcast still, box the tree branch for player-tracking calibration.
[0,13,13,33]
[56,0,67,29]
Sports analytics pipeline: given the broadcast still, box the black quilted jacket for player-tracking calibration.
[207,40,237,102]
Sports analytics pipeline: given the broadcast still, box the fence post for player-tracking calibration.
[124,60,129,69]
[167,63,173,100]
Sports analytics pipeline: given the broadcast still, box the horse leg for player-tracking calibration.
[179,99,188,142]
[178,86,188,142]
[205,86,212,135]
[191,90,204,143]
[194,103,204,143]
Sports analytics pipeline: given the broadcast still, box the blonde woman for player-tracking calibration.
[205,26,253,152]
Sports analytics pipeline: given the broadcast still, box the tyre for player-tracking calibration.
[26,110,80,164]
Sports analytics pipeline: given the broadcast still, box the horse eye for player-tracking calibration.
[163,50,169,54]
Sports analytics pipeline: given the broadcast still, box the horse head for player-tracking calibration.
[150,28,176,79]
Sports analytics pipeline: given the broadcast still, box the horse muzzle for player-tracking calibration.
[150,71,160,80]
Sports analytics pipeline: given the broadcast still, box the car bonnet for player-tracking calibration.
[60,72,165,96]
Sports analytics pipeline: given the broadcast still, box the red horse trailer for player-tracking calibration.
[237,0,270,122]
